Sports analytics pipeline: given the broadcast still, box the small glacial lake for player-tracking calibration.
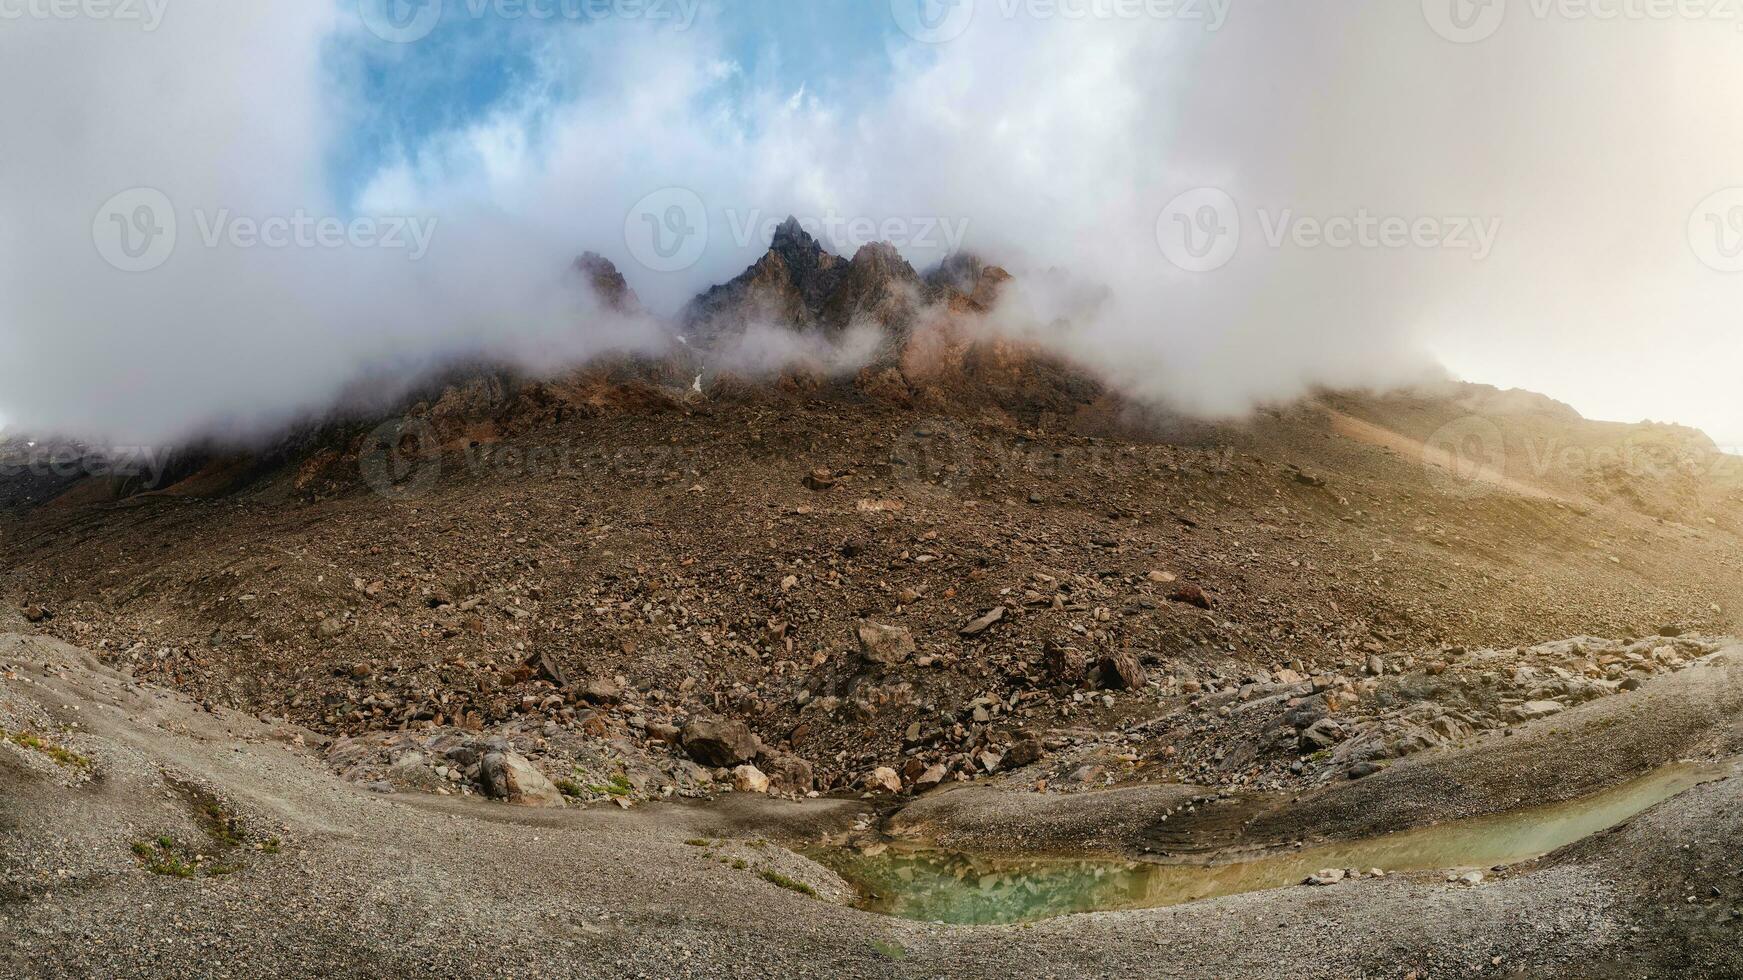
[814,762,1725,925]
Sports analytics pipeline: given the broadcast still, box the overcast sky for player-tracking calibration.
[1,0,1740,446]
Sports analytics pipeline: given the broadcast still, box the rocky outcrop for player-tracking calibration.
[923,252,1011,313]
[479,751,564,807]
[821,241,922,337]
[572,251,641,313]
[683,217,924,351]
[684,217,849,339]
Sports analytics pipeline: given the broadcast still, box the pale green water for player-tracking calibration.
[816,762,1725,925]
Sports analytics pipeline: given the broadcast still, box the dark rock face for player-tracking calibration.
[1096,651,1147,691]
[767,217,850,320]
[923,252,1012,312]
[822,241,922,336]
[523,651,569,690]
[1000,736,1045,770]
[572,252,640,313]
[682,216,920,346]
[684,217,841,338]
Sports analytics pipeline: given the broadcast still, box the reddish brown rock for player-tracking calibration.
[1167,583,1213,609]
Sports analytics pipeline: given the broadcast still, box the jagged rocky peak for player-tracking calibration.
[759,215,847,317]
[847,239,915,276]
[572,251,640,313]
[768,214,815,254]
[925,252,1011,313]
[926,252,988,292]
[685,215,929,341]
[818,240,922,333]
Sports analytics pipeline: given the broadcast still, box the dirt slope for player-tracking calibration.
[0,381,1738,795]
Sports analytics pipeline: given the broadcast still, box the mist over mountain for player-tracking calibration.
[10,8,1743,975]
[2,2,1742,446]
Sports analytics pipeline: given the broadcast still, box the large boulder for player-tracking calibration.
[681,716,759,767]
[865,767,902,793]
[732,765,770,794]
[856,621,916,666]
[478,752,564,807]
[757,751,815,794]
[1510,700,1565,722]
[1167,583,1213,609]
[1096,651,1147,691]
[1000,736,1046,770]
[1298,718,1346,753]
[912,763,948,791]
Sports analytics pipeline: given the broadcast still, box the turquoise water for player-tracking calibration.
[815,763,1724,925]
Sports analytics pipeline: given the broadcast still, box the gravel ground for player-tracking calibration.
[890,643,1743,857]
[4,632,1742,978]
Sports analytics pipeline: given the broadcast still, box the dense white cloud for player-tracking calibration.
[2,2,1740,444]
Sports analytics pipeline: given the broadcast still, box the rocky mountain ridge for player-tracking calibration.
[682,216,935,345]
